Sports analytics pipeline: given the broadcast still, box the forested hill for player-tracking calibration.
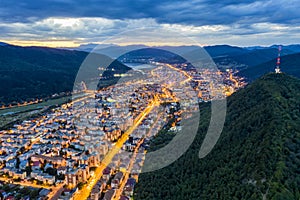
[0,45,130,105]
[134,73,300,200]
[239,52,300,81]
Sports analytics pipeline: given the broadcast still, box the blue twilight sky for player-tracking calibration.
[0,0,299,47]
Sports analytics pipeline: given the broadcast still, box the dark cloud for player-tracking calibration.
[0,0,299,26]
[0,0,299,47]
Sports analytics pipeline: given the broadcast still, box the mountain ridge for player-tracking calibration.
[0,45,130,105]
[239,52,300,81]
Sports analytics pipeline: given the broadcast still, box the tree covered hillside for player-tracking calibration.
[0,45,130,105]
[134,73,300,200]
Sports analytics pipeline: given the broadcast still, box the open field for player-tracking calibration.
[0,93,87,129]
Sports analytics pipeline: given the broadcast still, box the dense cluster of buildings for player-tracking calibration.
[0,62,243,199]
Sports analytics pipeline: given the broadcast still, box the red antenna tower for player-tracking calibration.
[275,45,282,73]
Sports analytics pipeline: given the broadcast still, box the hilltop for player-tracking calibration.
[134,73,300,200]
[239,52,300,81]
[0,45,130,105]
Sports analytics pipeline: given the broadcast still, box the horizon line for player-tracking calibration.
[1,40,299,49]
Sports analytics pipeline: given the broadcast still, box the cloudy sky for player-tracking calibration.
[0,0,299,47]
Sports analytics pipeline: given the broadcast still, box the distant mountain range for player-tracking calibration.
[1,42,300,105]
[249,44,300,53]
[72,43,300,55]
[70,43,300,70]
[0,42,9,46]
[66,44,202,61]
[118,48,188,64]
[134,73,300,200]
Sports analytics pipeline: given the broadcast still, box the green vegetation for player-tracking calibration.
[134,73,300,200]
[239,53,300,81]
[0,96,71,129]
[0,93,90,129]
[211,47,284,70]
[0,45,130,105]
[0,184,41,200]
[77,182,86,190]
[0,95,73,116]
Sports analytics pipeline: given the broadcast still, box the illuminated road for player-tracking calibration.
[0,177,51,189]
[71,91,94,104]
[162,87,178,102]
[112,138,144,200]
[164,63,193,80]
[224,72,239,96]
[49,184,65,200]
[0,100,40,110]
[0,91,93,111]
[113,111,163,200]
[73,97,159,200]
[229,72,239,88]
[0,177,64,199]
